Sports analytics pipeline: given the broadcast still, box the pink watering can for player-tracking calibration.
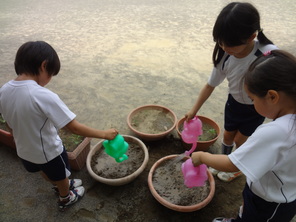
[103,134,129,163]
[181,116,203,156]
[181,116,208,187]
[182,161,208,188]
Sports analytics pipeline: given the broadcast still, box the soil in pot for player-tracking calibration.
[180,122,217,142]
[0,115,10,131]
[152,158,210,206]
[0,117,84,152]
[131,109,175,134]
[59,128,84,152]
[90,141,144,179]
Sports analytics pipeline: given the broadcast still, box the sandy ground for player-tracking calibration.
[0,0,296,221]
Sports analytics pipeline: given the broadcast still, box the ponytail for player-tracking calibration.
[257,29,274,45]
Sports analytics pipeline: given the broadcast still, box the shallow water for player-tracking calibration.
[0,0,295,146]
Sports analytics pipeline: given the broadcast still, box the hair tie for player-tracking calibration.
[258,28,263,33]
[263,50,271,56]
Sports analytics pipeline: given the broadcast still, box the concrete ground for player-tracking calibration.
[2,135,295,222]
[0,135,247,222]
[1,0,295,221]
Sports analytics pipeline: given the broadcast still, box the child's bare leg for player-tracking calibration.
[233,131,248,148]
[40,171,69,196]
[55,178,70,197]
[40,171,54,184]
[217,130,244,182]
[223,130,236,146]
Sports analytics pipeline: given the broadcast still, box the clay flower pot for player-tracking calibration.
[176,116,220,151]
[67,137,91,171]
[148,154,215,212]
[0,130,91,171]
[86,135,149,186]
[0,115,90,170]
[0,129,16,149]
[127,104,177,141]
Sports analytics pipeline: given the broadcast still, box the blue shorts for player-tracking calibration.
[21,147,71,181]
[224,94,264,136]
[233,183,296,222]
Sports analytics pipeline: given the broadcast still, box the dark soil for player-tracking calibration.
[59,128,84,152]
[152,158,210,206]
[0,116,83,152]
[0,115,9,131]
[131,109,175,134]
[90,142,145,179]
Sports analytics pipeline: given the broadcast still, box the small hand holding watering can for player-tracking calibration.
[181,116,208,188]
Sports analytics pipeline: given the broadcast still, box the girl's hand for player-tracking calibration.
[104,128,118,140]
[191,152,203,166]
[185,111,196,122]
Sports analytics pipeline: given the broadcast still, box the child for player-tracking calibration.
[0,41,118,211]
[185,2,278,182]
[191,50,296,222]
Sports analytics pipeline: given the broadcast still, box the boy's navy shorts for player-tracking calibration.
[224,94,264,136]
[233,183,296,222]
[20,147,71,181]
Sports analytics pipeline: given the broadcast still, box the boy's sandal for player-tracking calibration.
[58,186,85,212]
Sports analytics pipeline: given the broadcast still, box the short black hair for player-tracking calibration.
[14,41,60,76]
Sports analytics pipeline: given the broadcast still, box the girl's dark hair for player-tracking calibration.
[14,41,60,76]
[212,2,274,66]
[245,50,296,100]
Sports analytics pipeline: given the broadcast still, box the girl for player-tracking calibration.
[191,50,296,222]
[186,2,278,182]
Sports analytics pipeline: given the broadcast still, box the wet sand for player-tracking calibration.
[0,0,295,221]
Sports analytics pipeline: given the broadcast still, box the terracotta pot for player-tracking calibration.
[0,125,90,171]
[148,154,215,212]
[176,116,220,151]
[86,135,149,186]
[127,104,177,141]
[67,137,91,171]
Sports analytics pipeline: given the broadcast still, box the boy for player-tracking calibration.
[0,41,118,211]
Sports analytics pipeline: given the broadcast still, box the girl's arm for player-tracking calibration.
[191,151,239,172]
[185,83,215,121]
[64,119,118,140]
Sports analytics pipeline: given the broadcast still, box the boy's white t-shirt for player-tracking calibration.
[229,114,296,203]
[208,40,278,104]
[0,80,76,164]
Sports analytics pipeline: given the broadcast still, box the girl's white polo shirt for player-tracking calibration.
[229,114,296,203]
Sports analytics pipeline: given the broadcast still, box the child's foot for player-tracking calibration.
[58,186,85,211]
[217,171,243,182]
[212,217,234,222]
[52,179,82,195]
[209,167,219,176]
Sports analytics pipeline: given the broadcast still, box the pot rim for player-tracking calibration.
[148,154,215,212]
[127,104,177,137]
[176,115,220,144]
[86,135,149,186]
